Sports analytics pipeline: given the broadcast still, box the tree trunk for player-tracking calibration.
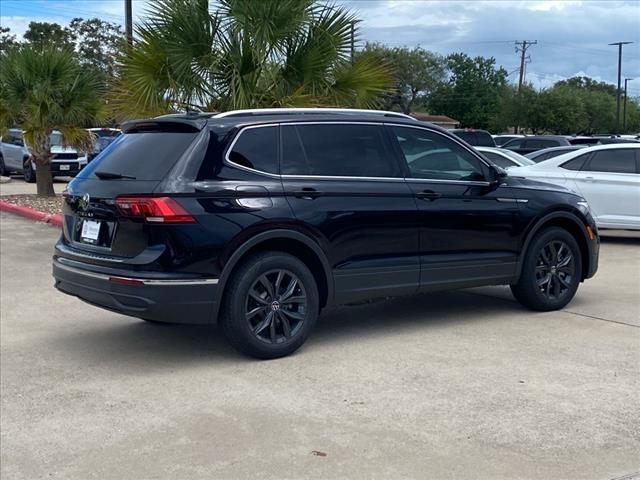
[35,162,55,197]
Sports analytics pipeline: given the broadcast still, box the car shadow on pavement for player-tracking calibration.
[51,289,518,366]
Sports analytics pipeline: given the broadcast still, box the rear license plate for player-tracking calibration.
[80,220,101,244]
[60,164,70,171]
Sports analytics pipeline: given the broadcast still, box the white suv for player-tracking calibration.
[0,129,85,182]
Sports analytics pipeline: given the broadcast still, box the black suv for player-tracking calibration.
[53,109,599,359]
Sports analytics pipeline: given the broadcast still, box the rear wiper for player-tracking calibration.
[95,170,136,180]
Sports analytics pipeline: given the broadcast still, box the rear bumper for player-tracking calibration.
[52,258,219,324]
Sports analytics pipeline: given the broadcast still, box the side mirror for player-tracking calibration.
[490,166,508,186]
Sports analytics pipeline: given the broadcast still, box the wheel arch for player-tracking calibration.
[211,229,333,321]
[517,211,591,282]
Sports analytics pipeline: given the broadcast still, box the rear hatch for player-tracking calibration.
[59,120,205,266]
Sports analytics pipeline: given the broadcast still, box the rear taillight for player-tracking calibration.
[115,196,196,224]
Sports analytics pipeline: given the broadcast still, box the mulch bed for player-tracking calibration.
[1,194,63,215]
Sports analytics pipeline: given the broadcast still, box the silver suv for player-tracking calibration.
[0,129,85,182]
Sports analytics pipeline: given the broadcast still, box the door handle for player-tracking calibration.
[292,187,323,199]
[416,190,442,201]
[584,176,595,182]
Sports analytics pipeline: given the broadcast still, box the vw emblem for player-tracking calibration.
[79,193,90,211]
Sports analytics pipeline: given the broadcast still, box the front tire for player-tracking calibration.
[0,156,7,177]
[511,227,582,311]
[220,251,319,359]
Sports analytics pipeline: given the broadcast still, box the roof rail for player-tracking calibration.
[213,108,414,120]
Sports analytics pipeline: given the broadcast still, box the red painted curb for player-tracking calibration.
[0,200,63,227]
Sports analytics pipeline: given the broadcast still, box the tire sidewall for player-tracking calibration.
[517,227,582,310]
[222,253,319,359]
[23,162,35,183]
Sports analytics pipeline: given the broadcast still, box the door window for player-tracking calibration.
[281,123,399,177]
[524,139,560,149]
[502,138,524,149]
[482,151,517,169]
[228,126,278,174]
[583,149,637,174]
[391,126,486,181]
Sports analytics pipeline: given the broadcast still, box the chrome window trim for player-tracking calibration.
[53,260,219,285]
[223,121,493,186]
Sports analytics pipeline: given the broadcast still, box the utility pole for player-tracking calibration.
[609,41,633,134]
[514,40,536,133]
[623,77,634,132]
[125,0,133,45]
[515,40,537,92]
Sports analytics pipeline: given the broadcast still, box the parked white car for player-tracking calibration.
[510,144,640,230]
[476,146,535,169]
[0,129,85,182]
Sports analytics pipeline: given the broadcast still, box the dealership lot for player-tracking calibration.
[0,212,638,480]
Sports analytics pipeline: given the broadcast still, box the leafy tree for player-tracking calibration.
[0,27,17,54]
[0,46,104,196]
[68,17,124,79]
[23,21,75,49]
[360,43,445,114]
[110,0,393,119]
[555,76,617,97]
[490,83,538,133]
[526,87,586,134]
[429,53,508,129]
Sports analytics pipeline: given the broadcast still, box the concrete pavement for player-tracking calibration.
[1,212,639,479]
[0,176,69,196]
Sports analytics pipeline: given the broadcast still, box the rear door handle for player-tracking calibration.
[584,176,595,182]
[416,190,442,201]
[292,187,323,199]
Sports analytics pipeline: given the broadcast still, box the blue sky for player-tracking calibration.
[1,0,639,94]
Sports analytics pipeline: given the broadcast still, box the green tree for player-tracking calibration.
[23,21,75,48]
[360,43,445,114]
[0,46,104,196]
[110,0,393,119]
[429,53,508,129]
[0,27,17,54]
[68,17,124,79]
[490,83,538,133]
[526,87,586,134]
[555,76,617,97]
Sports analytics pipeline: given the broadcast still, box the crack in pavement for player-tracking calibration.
[462,290,640,329]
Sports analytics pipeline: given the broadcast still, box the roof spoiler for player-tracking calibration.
[122,117,208,134]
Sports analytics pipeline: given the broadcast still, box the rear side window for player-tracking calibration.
[474,131,496,147]
[281,124,399,177]
[79,132,198,181]
[482,152,516,168]
[228,126,278,174]
[584,149,637,173]
[560,154,589,171]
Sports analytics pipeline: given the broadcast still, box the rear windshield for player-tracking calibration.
[453,130,494,147]
[78,132,198,181]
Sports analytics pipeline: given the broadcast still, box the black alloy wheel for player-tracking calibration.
[245,269,307,344]
[535,240,575,300]
[511,227,582,311]
[221,251,319,359]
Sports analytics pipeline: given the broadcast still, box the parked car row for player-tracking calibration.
[0,128,121,182]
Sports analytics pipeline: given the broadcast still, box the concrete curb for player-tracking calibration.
[0,200,62,227]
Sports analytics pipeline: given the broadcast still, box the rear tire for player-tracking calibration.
[511,227,582,311]
[0,156,7,177]
[220,251,319,359]
[23,161,35,183]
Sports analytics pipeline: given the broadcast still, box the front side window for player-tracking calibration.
[392,126,486,181]
[281,123,399,177]
[228,126,278,174]
[584,149,637,174]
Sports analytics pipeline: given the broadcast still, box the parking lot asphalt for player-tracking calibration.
[0,176,69,196]
[1,212,639,480]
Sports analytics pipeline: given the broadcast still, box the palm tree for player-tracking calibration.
[110,0,393,119]
[0,46,104,196]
